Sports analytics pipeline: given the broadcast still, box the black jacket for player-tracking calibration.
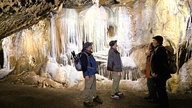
[150,45,171,80]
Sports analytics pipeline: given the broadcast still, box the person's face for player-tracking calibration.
[152,39,158,47]
[149,42,154,50]
[86,45,93,52]
[112,42,117,49]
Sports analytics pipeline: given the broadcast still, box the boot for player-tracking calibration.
[93,96,103,104]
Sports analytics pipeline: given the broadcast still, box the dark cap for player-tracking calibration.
[109,40,117,47]
[83,42,93,49]
[153,35,163,44]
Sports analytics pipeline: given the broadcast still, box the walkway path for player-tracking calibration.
[0,82,192,108]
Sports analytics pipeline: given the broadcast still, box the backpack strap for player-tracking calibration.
[82,52,89,59]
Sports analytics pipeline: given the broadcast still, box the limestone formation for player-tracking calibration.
[0,0,124,40]
[0,0,192,92]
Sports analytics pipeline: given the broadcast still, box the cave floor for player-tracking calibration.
[0,82,192,108]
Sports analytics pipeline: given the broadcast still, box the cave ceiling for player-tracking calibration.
[0,0,138,40]
[1,0,192,41]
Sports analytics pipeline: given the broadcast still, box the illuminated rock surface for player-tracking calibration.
[0,0,192,94]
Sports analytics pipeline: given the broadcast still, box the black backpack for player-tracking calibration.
[71,51,88,71]
[165,46,177,74]
[156,46,177,74]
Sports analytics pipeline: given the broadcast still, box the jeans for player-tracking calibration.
[147,78,157,100]
[155,77,169,108]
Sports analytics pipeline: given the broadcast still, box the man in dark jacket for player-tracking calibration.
[150,35,171,108]
[107,40,123,99]
[80,42,103,107]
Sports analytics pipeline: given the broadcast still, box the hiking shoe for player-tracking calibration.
[115,92,124,97]
[93,96,103,104]
[83,101,93,107]
[111,94,120,99]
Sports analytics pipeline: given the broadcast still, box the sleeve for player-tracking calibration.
[80,53,88,72]
[107,50,114,71]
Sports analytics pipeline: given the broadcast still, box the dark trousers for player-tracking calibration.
[147,78,157,100]
[155,77,169,108]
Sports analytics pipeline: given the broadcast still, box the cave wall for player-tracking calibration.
[0,0,192,92]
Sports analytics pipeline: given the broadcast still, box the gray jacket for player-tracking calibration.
[107,48,122,72]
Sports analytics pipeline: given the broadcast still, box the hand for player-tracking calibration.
[149,75,153,78]
[117,72,122,76]
[151,73,158,77]
[85,76,90,80]
[145,51,150,56]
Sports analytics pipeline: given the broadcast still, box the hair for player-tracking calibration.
[145,42,155,57]
[149,42,155,52]
[153,35,163,45]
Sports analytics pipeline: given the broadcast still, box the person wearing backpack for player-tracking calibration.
[107,40,123,99]
[150,35,171,108]
[80,42,103,107]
